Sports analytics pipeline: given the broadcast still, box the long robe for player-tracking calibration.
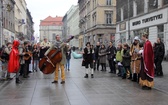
[139,40,154,88]
[130,43,141,74]
[8,40,20,73]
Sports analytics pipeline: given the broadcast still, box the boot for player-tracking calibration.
[16,78,22,84]
[122,73,126,79]
[132,73,137,82]
[84,74,88,78]
[91,74,94,78]
[127,74,132,80]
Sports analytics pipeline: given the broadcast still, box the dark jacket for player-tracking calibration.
[66,48,71,60]
[122,49,131,67]
[83,47,94,63]
[33,48,40,60]
[154,42,165,60]
[94,45,100,60]
[106,46,117,60]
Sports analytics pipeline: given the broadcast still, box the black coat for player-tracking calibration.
[106,46,117,60]
[66,49,71,60]
[154,42,165,60]
[83,47,94,63]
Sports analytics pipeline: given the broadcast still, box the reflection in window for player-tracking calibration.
[148,0,158,11]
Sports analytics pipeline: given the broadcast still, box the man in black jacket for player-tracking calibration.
[94,42,100,71]
[106,41,117,73]
[155,38,165,76]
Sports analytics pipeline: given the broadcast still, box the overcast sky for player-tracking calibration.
[26,0,78,37]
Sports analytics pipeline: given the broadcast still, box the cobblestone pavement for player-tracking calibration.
[0,59,168,105]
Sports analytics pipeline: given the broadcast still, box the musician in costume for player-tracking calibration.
[45,35,67,84]
[83,42,95,78]
[40,38,50,59]
[18,41,25,77]
[1,42,12,81]
[139,33,154,90]
[130,36,141,82]
[23,41,31,78]
[8,40,21,83]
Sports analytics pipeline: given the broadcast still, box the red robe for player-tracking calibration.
[8,40,20,73]
[143,40,154,78]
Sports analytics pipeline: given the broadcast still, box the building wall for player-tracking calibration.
[0,0,3,46]
[40,25,62,43]
[84,0,116,46]
[15,0,27,37]
[26,9,34,41]
[66,5,80,47]
[2,0,15,44]
[116,0,168,56]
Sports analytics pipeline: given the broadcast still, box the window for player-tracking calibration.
[52,33,56,40]
[105,11,112,24]
[106,0,112,5]
[163,0,168,6]
[158,25,164,42]
[137,0,144,15]
[133,28,149,41]
[120,33,126,44]
[92,12,96,26]
[148,0,158,11]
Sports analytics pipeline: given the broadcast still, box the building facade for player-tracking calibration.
[39,16,63,43]
[2,0,15,44]
[15,0,27,39]
[62,14,67,39]
[78,0,116,48]
[26,9,34,41]
[116,0,168,55]
[66,5,80,48]
[0,0,3,46]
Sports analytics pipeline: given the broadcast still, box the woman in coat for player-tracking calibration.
[99,44,107,71]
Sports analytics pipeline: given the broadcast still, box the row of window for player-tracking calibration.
[3,18,15,31]
[120,25,164,44]
[117,0,168,22]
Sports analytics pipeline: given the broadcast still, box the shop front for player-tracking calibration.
[116,8,168,55]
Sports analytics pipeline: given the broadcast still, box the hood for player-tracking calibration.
[13,40,20,48]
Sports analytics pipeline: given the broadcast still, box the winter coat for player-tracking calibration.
[106,46,116,60]
[99,48,107,64]
[83,47,94,63]
[122,49,131,67]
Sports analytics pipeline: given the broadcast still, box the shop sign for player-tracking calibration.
[132,14,163,26]
[130,8,168,30]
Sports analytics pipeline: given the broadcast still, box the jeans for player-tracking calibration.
[33,60,39,70]
[66,59,70,70]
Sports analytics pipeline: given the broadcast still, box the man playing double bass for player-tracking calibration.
[44,35,67,84]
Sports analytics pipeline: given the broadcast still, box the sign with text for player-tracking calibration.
[130,8,168,30]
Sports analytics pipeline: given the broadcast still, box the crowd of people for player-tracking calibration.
[0,35,72,84]
[0,33,165,90]
[82,33,165,90]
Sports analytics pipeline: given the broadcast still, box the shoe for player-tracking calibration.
[23,75,30,78]
[142,86,152,90]
[16,78,22,84]
[91,74,94,78]
[84,74,88,78]
[7,77,13,80]
[109,71,113,73]
[68,69,70,71]
[52,81,58,83]
[60,81,65,84]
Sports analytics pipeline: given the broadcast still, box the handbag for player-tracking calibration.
[82,60,85,66]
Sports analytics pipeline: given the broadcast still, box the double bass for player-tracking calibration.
[39,36,74,74]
